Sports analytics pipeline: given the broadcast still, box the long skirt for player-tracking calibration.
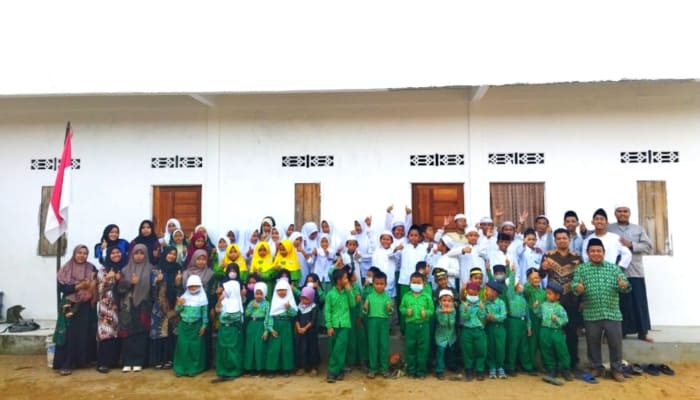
[620,277,652,339]
[53,302,90,371]
[121,332,148,367]
[97,338,120,368]
[295,328,320,370]
[173,321,206,376]
[215,323,243,378]
[265,318,294,372]
[244,319,266,371]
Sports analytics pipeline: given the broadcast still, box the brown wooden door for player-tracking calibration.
[412,183,465,230]
[153,185,202,237]
[295,183,320,228]
[489,182,545,228]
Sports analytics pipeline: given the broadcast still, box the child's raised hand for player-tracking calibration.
[395,243,404,252]
[518,210,529,225]
[462,245,472,254]
[198,327,206,336]
[386,204,394,213]
[365,216,372,227]
[405,206,412,215]
[551,314,557,322]
[252,301,259,309]
[101,239,107,250]
[515,282,523,293]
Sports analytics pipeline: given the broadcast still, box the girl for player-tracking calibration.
[213,278,245,382]
[301,222,320,254]
[129,220,161,265]
[222,243,248,283]
[311,234,335,294]
[184,231,211,267]
[268,226,282,258]
[94,224,129,266]
[193,224,216,249]
[54,245,97,376]
[352,217,377,280]
[321,219,345,254]
[264,279,298,377]
[272,239,302,285]
[96,246,125,373]
[242,229,260,264]
[226,229,241,248]
[182,249,217,367]
[173,275,208,377]
[295,286,320,376]
[250,241,274,291]
[118,244,155,372]
[160,218,181,247]
[288,231,311,284]
[259,216,276,242]
[244,282,269,375]
[244,273,261,306]
[211,236,230,276]
[170,228,188,264]
[149,246,182,370]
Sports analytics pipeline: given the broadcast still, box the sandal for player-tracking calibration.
[543,375,564,386]
[577,372,599,384]
[631,363,644,375]
[656,364,675,376]
[643,364,660,376]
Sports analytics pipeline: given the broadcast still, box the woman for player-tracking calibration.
[149,245,183,369]
[94,224,129,266]
[184,231,211,267]
[53,245,97,376]
[96,246,126,373]
[160,218,182,247]
[129,220,161,265]
[259,216,276,242]
[118,244,155,372]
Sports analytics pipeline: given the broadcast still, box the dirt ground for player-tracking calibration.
[0,355,698,400]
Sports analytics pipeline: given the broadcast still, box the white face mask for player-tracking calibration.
[466,295,479,303]
[188,288,201,295]
[228,272,237,280]
[410,283,423,293]
[366,277,374,284]
[306,282,315,288]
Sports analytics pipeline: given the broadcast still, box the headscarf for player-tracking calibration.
[299,286,317,314]
[353,217,372,255]
[272,239,300,274]
[321,219,345,253]
[132,219,160,265]
[227,229,241,247]
[223,243,248,273]
[241,229,260,259]
[259,216,276,238]
[301,222,320,253]
[121,243,155,305]
[253,281,268,299]
[194,224,216,249]
[222,263,241,283]
[183,249,214,288]
[57,245,96,303]
[158,246,182,303]
[103,245,127,272]
[181,275,208,307]
[221,280,244,317]
[269,279,298,316]
[216,236,230,264]
[250,241,273,275]
[99,224,122,247]
[162,218,181,246]
[185,231,211,267]
[169,228,188,262]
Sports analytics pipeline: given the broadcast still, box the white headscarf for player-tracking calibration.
[254,281,268,299]
[301,222,320,253]
[181,275,208,307]
[221,280,243,317]
[216,236,230,264]
[269,279,298,316]
[162,218,181,245]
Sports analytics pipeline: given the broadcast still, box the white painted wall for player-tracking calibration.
[0,82,697,327]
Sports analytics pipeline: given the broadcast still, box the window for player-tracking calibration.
[637,180,670,255]
[489,182,545,229]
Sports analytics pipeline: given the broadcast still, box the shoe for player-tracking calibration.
[162,361,173,370]
[154,364,163,370]
[543,374,564,386]
[283,373,290,378]
[310,369,318,376]
[643,364,660,376]
[497,368,507,379]
[296,369,305,376]
[97,366,109,374]
[464,370,474,381]
[526,369,538,376]
[326,375,336,383]
[561,370,573,381]
[489,368,496,379]
[612,371,625,382]
[211,376,233,383]
[657,364,676,376]
[337,372,345,381]
[382,371,392,379]
[58,369,72,376]
[122,366,132,373]
[133,366,142,372]
[590,368,604,378]
[506,369,517,377]
[631,363,644,375]
[577,372,599,384]
[476,372,485,381]
[367,372,376,379]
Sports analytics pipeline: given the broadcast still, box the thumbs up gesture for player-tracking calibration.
[479,300,485,310]
[533,300,539,309]
[576,282,585,295]
[285,301,291,310]
[618,276,628,290]
[156,270,163,283]
[551,314,558,322]
[130,273,139,285]
[420,308,426,319]
[176,297,186,306]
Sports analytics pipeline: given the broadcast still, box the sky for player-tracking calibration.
[1,0,698,95]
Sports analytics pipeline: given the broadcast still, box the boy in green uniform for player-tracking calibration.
[523,267,546,371]
[503,266,536,376]
[244,282,269,375]
[461,282,487,381]
[363,270,393,378]
[325,267,356,383]
[346,266,367,370]
[534,281,572,385]
[399,272,434,378]
[434,289,457,380]
[212,279,244,383]
[484,280,507,379]
[264,279,297,377]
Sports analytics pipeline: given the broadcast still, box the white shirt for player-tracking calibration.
[581,231,632,268]
[397,242,428,285]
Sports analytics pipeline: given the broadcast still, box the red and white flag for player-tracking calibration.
[44,124,73,244]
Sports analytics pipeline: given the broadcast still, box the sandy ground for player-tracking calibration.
[0,355,698,400]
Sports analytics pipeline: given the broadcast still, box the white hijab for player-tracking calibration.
[216,236,230,264]
[162,218,181,245]
[181,275,208,307]
[254,281,268,299]
[269,279,298,316]
[301,222,320,253]
[222,280,243,317]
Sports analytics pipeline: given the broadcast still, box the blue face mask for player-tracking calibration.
[410,283,423,293]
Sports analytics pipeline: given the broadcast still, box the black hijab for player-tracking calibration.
[158,246,182,304]
[103,245,127,272]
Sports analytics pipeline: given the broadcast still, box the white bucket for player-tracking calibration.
[45,336,55,368]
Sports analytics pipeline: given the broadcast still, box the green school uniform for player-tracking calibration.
[400,290,434,377]
[535,300,570,372]
[460,297,487,373]
[523,282,546,368]
[484,297,507,370]
[244,299,269,371]
[434,305,456,374]
[324,286,355,377]
[504,274,533,373]
[215,311,243,378]
[264,306,296,372]
[364,290,393,374]
[173,304,208,376]
[346,282,367,366]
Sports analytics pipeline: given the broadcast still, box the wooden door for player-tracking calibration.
[637,180,668,255]
[153,185,202,237]
[489,182,545,228]
[295,183,320,228]
[411,183,465,231]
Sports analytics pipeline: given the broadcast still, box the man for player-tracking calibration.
[607,205,653,342]
[563,210,588,254]
[540,228,583,370]
[581,208,632,268]
[571,238,631,382]
[440,213,469,244]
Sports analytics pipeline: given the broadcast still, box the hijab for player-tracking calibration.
[221,280,244,317]
[223,243,248,273]
[132,219,160,264]
[158,246,182,303]
[57,245,96,303]
[301,222,320,252]
[162,218,181,246]
[227,229,241,247]
[299,286,317,314]
[354,217,372,254]
[99,224,122,247]
[269,279,298,316]
[272,239,300,274]
[250,241,273,275]
[183,248,214,288]
[169,228,188,262]
[185,231,211,267]
[103,245,127,272]
[241,229,260,259]
[215,236,230,265]
[254,281,268,299]
[194,224,216,249]
[321,219,345,253]
[181,275,208,307]
[121,243,155,305]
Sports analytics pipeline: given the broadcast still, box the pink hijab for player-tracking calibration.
[57,245,96,303]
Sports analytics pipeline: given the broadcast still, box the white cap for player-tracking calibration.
[480,216,493,224]
[439,289,453,298]
[441,236,455,249]
[500,221,516,228]
[454,213,467,221]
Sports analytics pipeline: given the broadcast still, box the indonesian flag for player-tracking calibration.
[44,124,73,244]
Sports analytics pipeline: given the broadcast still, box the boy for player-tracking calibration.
[523,267,546,372]
[339,236,364,285]
[434,289,457,380]
[516,228,542,286]
[534,281,572,385]
[432,268,458,306]
[484,280,507,379]
[399,272,434,378]
[346,265,368,370]
[363,271,393,378]
[325,268,356,383]
[461,282,487,381]
[504,266,536,376]
[484,233,517,280]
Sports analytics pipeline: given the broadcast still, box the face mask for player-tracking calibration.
[228,272,237,280]
[366,277,373,284]
[188,288,201,295]
[494,275,506,283]
[247,284,255,292]
[306,282,315,288]
[410,283,423,293]
[466,295,479,303]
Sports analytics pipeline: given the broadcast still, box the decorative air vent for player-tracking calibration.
[282,155,334,168]
[410,153,465,166]
[31,158,81,170]
[151,156,204,168]
[620,150,679,164]
[488,152,544,165]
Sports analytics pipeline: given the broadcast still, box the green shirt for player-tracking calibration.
[324,286,356,328]
[523,282,546,321]
[176,304,208,330]
[364,291,393,318]
[571,260,631,321]
[484,297,507,325]
[535,301,568,329]
[399,291,434,324]
[435,306,457,346]
[505,274,530,327]
[219,311,242,325]
[264,307,296,331]
[461,298,487,328]
[245,299,269,320]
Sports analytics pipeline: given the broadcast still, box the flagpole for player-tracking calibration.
[55,122,71,307]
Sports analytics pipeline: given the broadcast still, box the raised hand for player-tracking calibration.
[519,210,529,225]
[386,204,394,213]
[405,206,412,215]
[618,276,628,290]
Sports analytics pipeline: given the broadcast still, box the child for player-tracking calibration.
[462,267,486,301]
[272,239,302,285]
[295,286,320,376]
[363,271,393,378]
[399,272,434,378]
[486,233,516,277]
[264,279,298,377]
[170,229,188,264]
[243,273,260,306]
[250,242,274,296]
[434,238,460,290]
[434,289,457,380]
[222,243,249,283]
[432,268,458,305]
[397,225,428,335]
[312,234,335,293]
[325,268,355,383]
[339,236,364,284]
[534,281,572,385]
[173,275,208,377]
[504,265,536,376]
[244,282,269,375]
[524,267,546,371]
[517,228,542,286]
[211,236,230,275]
[150,247,181,370]
[212,279,244,382]
[371,231,399,298]
[346,265,367,370]
[242,229,260,264]
[484,280,507,379]
[461,282,488,381]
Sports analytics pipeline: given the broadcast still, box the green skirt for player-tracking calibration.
[244,319,266,371]
[173,320,205,376]
[215,323,243,378]
[265,317,294,372]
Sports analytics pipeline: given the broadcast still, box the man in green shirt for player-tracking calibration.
[571,238,631,382]
[325,267,356,383]
[363,271,393,378]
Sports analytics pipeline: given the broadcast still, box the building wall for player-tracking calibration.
[0,82,697,326]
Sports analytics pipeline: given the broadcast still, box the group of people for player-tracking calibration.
[52,205,654,385]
